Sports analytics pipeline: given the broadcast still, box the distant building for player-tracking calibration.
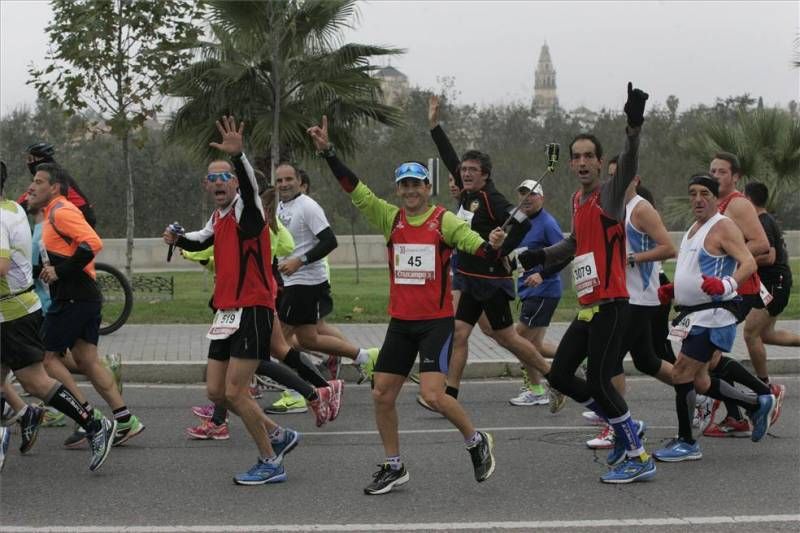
[375,65,409,106]
[533,42,558,115]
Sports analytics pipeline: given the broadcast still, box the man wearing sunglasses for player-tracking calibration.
[307,116,504,495]
[164,117,295,486]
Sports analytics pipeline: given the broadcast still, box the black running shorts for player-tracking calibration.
[41,300,101,352]
[208,306,274,361]
[519,296,560,328]
[1,310,45,371]
[374,317,454,377]
[278,282,333,326]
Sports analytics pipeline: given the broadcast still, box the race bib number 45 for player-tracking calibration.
[207,308,242,340]
[572,252,600,297]
[394,244,435,285]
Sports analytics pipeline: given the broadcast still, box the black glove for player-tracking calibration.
[623,81,649,128]
[518,248,546,270]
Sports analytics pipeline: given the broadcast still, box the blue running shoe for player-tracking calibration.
[654,438,702,462]
[600,456,656,484]
[749,394,775,443]
[271,428,300,462]
[234,459,287,486]
[606,420,646,466]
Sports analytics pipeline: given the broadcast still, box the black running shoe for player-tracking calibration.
[364,463,410,495]
[467,431,495,482]
[18,405,45,454]
[88,418,117,472]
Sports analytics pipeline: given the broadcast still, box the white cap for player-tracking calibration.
[517,179,543,195]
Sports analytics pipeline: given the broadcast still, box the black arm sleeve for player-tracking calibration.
[324,154,359,193]
[304,227,337,264]
[232,154,266,239]
[430,125,462,188]
[177,234,215,252]
[540,255,573,278]
[53,243,95,279]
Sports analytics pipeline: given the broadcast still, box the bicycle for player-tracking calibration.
[94,262,133,335]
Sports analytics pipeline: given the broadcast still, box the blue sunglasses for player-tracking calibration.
[207,172,234,183]
[394,162,429,183]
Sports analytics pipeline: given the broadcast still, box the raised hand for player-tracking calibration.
[209,115,245,155]
[306,115,330,152]
[623,82,649,128]
[428,95,441,129]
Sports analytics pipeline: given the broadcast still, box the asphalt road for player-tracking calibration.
[1,377,799,532]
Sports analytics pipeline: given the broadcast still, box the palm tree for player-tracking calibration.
[166,0,404,179]
[665,107,800,227]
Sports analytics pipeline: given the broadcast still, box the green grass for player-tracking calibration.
[124,260,800,324]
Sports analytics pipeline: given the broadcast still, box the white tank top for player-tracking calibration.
[625,195,660,306]
[674,212,737,328]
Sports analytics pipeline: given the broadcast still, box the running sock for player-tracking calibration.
[45,383,93,428]
[282,349,329,388]
[260,454,279,464]
[386,455,402,471]
[112,406,131,424]
[445,386,459,400]
[674,382,695,443]
[531,384,546,395]
[717,356,771,396]
[268,426,285,441]
[759,376,770,385]
[257,359,317,399]
[82,401,94,415]
[706,377,758,409]
[354,348,370,365]
[464,432,482,447]
[609,412,645,457]
[211,404,228,426]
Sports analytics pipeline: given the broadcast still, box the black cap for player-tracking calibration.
[688,174,719,197]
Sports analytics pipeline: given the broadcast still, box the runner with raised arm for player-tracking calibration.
[308,116,500,494]
[519,83,655,484]
[164,117,293,485]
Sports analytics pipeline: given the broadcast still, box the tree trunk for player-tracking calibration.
[269,8,281,185]
[122,132,135,278]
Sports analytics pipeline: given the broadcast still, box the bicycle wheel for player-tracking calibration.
[95,262,133,335]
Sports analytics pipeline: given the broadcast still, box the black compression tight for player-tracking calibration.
[614,304,665,378]
[549,301,631,419]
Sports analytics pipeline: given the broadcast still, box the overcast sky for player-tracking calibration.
[2,0,798,116]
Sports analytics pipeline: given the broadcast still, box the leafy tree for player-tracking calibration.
[166,0,403,179]
[29,0,202,275]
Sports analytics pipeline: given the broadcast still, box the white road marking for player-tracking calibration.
[4,514,799,532]
[301,425,676,436]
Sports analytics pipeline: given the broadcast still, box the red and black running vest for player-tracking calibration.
[387,206,453,320]
[572,188,628,306]
[212,200,275,310]
[718,191,760,296]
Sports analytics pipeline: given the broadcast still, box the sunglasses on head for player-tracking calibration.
[394,162,429,182]
[207,172,234,183]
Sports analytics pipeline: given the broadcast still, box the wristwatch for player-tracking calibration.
[300,254,309,265]
[627,253,636,268]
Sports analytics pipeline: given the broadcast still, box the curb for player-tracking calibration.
[121,358,800,384]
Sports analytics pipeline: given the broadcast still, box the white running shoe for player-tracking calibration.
[582,410,604,425]
[586,424,615,449]
[509,389,549,406]
[693,394,715,431]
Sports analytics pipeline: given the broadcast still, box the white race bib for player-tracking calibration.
[667,313,698,343]
[758,281,774,306]
[207,308,242,340]
[456,205,474,225]
[572,252,600,297]
[394,244,436,285]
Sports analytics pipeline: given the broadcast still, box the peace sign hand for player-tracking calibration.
[306,115,330,152]
[209,115,245,155]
